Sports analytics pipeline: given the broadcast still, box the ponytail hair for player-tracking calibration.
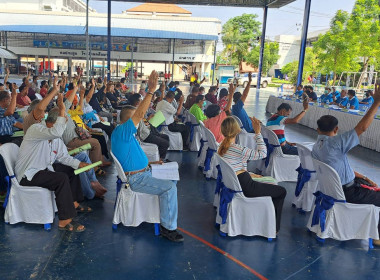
[218,117,241,156]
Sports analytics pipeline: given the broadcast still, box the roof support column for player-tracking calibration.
[172,39,175,82]
[48,34,51,73]
[107,0,111,80]
[297,0,312,86]
[212,40,217,85]
[85,0,89,81]
[130,39,134,89]
[256,4,268,93]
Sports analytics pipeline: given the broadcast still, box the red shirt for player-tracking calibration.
[204,111,227,143]
[39,87,47,98]
[17,93,31,106]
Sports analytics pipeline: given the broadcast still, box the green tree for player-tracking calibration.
[221,14,261,66]
[348,0,380,87]
[313,10,360,84]
[245,41,280,75]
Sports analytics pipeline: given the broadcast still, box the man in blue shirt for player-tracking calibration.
[231,72,254,133]
[331,86,340,102]
[312,83,380,245]
[348,89,359,109]
[360,90,374,105]
[294,85,304,99]
[335,89,349,107]
[320,87,333,104]
[111,71,183,242]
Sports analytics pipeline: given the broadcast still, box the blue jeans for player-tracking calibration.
[129,170,178,230]
[281,142,298,155]
[74,152,98,199]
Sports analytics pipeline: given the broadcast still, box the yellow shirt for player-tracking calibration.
[68,106,86,129]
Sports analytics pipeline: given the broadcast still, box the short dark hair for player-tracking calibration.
[120,105,136,123]
[191,87,199,94]
[199,86,205,92]
[168,81,175,88]
[208,86,217,93]
[0,91,10,102]
[317,115,338,132]
[233,92,242,103]
[129,93,141,106]
[166,91,176,99]
[120,78,126,83]
[174,81,180,86]
[219,88,228,99]
[277,103,292,112]
[40,80,47,88]
[348,89,356,96]
[204,104,221,118]
[19,84,27,93]
[33,75,38,81]
[195,94,205,103]
[68,83,74,90]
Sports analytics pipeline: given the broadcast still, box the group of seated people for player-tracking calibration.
[1,68,380,245]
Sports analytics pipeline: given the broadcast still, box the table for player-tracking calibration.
[266,95,380,152]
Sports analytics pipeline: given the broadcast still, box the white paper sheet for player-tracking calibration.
[151,162,180,181]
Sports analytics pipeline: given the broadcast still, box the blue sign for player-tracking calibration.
[33,40,137,52]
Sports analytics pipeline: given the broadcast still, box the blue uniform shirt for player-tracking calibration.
[349,96,359,110]
[111,118,148,172]
[312,130,359,185]
[361,96,374,105]
[231,99,254,133]
[337,96,349,107]
[333,91,341,100]
[321,93,333,103]
[295,90,303,98]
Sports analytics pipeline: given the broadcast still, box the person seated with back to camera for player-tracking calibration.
[111,71,184,242]
[266,96,309,155]
[15,93,93,232]
[156,88,190,151]
[218,116,287,233]
[189,94,207,123]
[312,83,380,246]
[128,85,170,161]
[231,72,255,133]
[203,83,235,143]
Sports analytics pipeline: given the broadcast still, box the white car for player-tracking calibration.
[227,73,271,88]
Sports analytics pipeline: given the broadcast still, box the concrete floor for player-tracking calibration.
[1,85,380,280]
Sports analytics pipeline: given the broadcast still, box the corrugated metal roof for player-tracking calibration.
[97,0,296,8]
[0,11,220,40]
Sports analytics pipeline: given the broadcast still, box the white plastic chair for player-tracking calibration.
[1,143,57,230]
[292,143,318,212]
[35,93,43,100]
[307,158,379,249]
[110,151,160,235]
[198,121,219,180]
[186,113,202,152]
[231,115,256,149]
[159,123,183,151]
[260,126,300,182]
[138,140,160,162]
[197,121,208,171]
[214,154,276,239]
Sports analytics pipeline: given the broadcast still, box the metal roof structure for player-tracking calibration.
[96,0,296,8]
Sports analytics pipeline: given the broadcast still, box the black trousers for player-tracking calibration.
[144,132,170,159]
[92,122,114,138]
[91,133,109,159]
[344,178,380,233]
[20,163,84,220]
[237,171,287,231]
[0,135,23,146]
[168,122,190,148]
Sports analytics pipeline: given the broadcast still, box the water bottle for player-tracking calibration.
[317,97,321,106]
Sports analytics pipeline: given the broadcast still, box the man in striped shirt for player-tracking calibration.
[266,97,309,155]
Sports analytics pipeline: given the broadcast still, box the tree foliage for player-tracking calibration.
[245,41,280,75]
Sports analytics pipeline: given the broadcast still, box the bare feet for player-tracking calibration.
[91,181,108,198]
[101,160,112,167]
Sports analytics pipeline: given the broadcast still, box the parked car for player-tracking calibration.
[227,73,271,88]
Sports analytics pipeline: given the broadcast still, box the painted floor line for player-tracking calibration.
[178,227,269,280]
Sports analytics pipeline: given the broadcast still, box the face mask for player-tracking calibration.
[203,101,207,107]
[44,113,48,120]
[135,123,140,130]
[324,90,328,94]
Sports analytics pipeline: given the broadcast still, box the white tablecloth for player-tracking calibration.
[265,96,380,152]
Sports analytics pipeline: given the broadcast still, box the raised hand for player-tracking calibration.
[373,84,380,104]
[147,70,159,93]
[248,72,252,83]
[57,93,66,113]
[302,94,309,110]
[250,116,261,134]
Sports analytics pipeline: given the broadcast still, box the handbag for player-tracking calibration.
[74,121,91,140]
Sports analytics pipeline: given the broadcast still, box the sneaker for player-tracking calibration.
[160,225,184,242]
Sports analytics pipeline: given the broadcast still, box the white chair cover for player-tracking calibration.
[160,124,183,151]
[214,154,276,238]
[1,143,57,225]
[199,122,219,180]
[35,93,43,100]
[140,142,160,162]
[261,126,300,182]
[186,113,202,152]
[307,158,379,241]
[231,115,256,149]
[292,143,318,212]
[110,152,160,227]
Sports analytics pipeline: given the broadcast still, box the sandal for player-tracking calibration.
[76,204,92,213]
[58,221,86,232]
[95,168,106,176]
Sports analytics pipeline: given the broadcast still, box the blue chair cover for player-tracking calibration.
[295,164,316,197]
[82,110,98,128]
[115,177,128,209]
[204,148,216,172]
[3,175,15,209]
[263,138,280,168]
[197,139,208,158]
[215,165,242,224]
[186,122,200,143]
[311,191,345,232]
[157,124,168,133]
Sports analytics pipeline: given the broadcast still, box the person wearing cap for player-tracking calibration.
[360,90,374,105]
[347,89,359,110]
[231,72,255,133]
